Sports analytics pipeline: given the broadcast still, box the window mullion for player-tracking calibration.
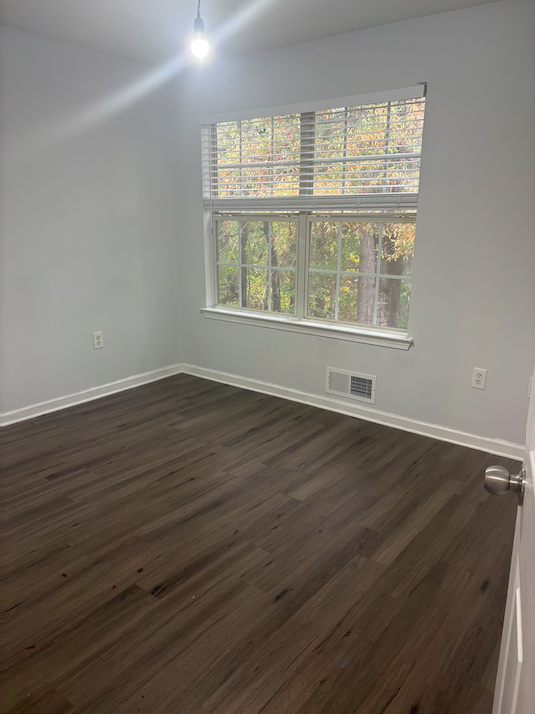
[267,222,272,312]
[342,108,348,195]
[211,218,218,306]
[270,116,274,198]
[296,111,316,320]
[238,221,243,308]
[238,120,243,198]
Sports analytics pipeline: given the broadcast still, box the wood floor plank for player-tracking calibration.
[204,555,386,714]
[5,685,74,714]
[2,374,518,714]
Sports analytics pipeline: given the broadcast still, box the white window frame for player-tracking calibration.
[200,86,426,350]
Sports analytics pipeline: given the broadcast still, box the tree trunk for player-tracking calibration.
[376,230,404,327]
[356,226,376,325]
[264,221,281,313]
[240,223,249,307]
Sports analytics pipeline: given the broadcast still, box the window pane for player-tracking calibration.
[310,222,339,270]
[215,115,301,198]
[217,221,239,264]
[209,98,424,200]
[271,270,295,315]
[379,223,415,276]
[217,265,239,306]
[339,275,376,325]
[217,215,413,331]
[308,273,336,319]
[242,267,268,310]
[272,115,301,196]
[314,109,349,196]
[242,222,269,266]
[240,121,276,196]
[310,102,424,196]
[341,222,379,273]
[215,122,241,198]
[377,278,411,329]
[272,221,297,268]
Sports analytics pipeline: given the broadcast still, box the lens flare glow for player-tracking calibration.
[212,0,272,46]
[191,34,210,58]
[5,54,189,167]
[6,0,276,167]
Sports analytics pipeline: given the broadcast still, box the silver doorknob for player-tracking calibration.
[484,465,525,505]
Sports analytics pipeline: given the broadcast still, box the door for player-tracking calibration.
[490,365,535,714]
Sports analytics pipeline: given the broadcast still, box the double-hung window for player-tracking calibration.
[200,86,426,348]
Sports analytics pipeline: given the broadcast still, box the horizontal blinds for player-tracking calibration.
[202,96,426,212]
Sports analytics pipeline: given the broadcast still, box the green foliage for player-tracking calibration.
[217,217,414,328]
[217,220,296,315]
[214,99,425,198]
[307,220,413,327]
[213,98,423,329]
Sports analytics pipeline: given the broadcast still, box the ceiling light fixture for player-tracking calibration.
[190,0,210,58]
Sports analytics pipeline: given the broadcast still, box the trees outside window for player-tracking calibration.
[202,90,426,334]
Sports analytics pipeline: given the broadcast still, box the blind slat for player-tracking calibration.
[202,96,425,210]
[204,194,419,212]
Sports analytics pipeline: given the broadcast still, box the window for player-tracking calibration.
[201,86,426,347]
[216,218,297,315]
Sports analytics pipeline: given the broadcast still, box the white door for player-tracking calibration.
[491,365,535,714]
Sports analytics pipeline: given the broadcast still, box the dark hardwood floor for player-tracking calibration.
[1,374,519,714]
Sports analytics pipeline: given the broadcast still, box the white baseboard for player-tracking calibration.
[1,361,523,460]
[181,364,524,461]
[0,363,183,426]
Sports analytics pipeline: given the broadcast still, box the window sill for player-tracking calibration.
[200,307,413,350]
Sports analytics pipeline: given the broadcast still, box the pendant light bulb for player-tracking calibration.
[191,1,209,58]
[191,34,209,58]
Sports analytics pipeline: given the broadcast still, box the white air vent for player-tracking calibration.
[326,367,376,404]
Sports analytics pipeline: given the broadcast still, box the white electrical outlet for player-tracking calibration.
[93,331,104,350]
[471,367,487,390]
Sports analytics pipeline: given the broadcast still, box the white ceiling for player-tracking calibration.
[0,0,500,64]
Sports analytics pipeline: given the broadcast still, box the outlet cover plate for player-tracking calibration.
[471,367,487,390]
[93,331,104,350]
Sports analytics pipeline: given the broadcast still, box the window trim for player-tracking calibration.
[198,84,425,125]
[200,306,413,350]
[206,212,415,347]
[214,213,299,316]
[201,86,425,349]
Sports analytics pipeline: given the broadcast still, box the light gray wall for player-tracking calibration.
[175,0,535,446]
[1,1,534,447]
[0,26,182,413]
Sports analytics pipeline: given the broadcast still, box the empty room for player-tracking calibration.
[1,0,534,712]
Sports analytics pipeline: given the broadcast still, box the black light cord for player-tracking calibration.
[194,0,205,32]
